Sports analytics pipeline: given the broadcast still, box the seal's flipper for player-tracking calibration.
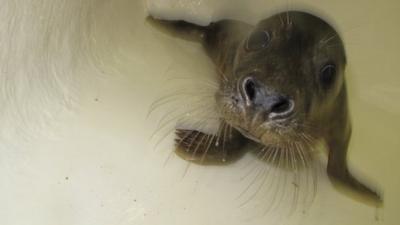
[325,91,382,205]
[147,16,252,63]
[146,16,207,43]
[326,135,383,205]
[175,125,248,164]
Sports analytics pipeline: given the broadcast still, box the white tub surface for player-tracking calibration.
[0,0,399,224]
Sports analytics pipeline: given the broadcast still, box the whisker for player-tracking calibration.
[163,147,176,167]
[239,146,267,174]
[181,131,202,178]
[200,132,217,163]
[147,90,214,117]
[289,141,299,215]
[165,76,219,89]
[263,148,284,214]
[238,147,278,207]
[272,147,289,212]
[221,122,229,162]
[156,99,215,128]
[216,64,229,83]
[237,147,268,197]
[151,104,216,140]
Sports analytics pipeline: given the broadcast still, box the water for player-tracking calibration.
[0,0,399,224]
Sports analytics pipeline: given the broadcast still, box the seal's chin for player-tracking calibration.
[234,126,262,143]
[232,120,307,149]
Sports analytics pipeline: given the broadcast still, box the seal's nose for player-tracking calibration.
[241,76,294,119]
[267,95,294,119]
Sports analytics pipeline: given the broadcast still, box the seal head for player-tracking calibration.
[216,12,346,148]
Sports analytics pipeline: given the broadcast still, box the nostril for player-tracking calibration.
[243,78,256,101]
[270,97,293,116]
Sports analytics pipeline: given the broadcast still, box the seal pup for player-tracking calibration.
[148,11,382,204]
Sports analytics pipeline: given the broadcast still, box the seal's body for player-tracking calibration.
[149,11,381,204]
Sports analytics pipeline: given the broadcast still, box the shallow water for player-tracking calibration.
[0,0,399,224]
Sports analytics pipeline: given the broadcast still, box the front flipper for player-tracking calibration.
[147,15,252,65]
[325,90,382,205]
[146,16,207,43]
[175,124,248,164]
[326,132,382,205]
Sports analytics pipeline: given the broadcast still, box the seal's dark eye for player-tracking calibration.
[320,63,336,87]
[246,30,270,51]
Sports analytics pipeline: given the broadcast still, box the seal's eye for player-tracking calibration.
[320,63,336,87]
[246,30,270,51]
